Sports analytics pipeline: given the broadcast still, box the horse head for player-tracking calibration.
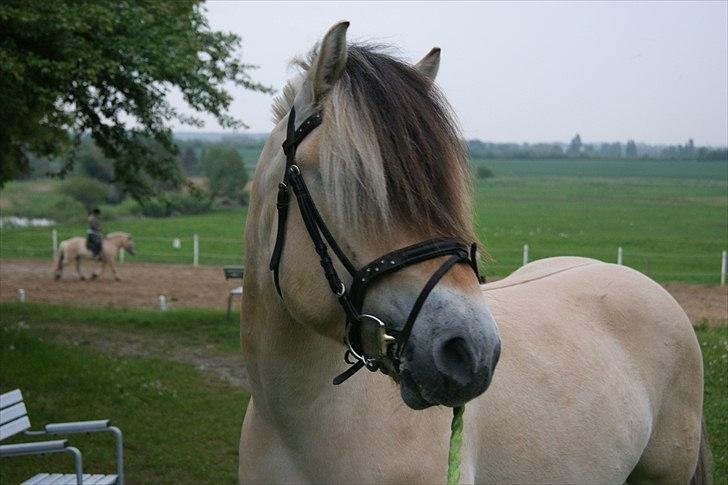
[107,232,135,255]
[249,22,500,409]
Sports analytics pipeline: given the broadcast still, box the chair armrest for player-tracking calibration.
[44,419,110,434]
[0,439,68,457]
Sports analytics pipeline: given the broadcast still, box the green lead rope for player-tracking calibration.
[447,406,464,485]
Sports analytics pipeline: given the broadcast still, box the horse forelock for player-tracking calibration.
[273,43,476,244]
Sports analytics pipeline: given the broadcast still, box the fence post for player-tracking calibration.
[522,244,529,266]
[52,229,58,257]
[193,234,199,267]
[159,295,167,311]
[119,248,125,264]
[721,250,726,287]
[617,247,623,265]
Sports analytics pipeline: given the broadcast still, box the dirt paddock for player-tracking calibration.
[1,259,726,325]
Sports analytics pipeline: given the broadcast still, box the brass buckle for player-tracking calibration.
[361,314,396,356]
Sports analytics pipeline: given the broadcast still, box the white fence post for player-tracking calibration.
[119,248,125,263]
[721,250,726,287]
[193,234,199,267]
[159,295,167,311]
[52,229,58,257]
[522,244,529,266]
[18,289,25,303]
[617,247,623,265]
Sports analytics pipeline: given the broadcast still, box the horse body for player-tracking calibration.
[240,257,703,483]
[53,232,134,281]
[240,22,707,484]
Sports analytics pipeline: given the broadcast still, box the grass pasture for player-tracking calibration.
[472,159,727,283]
[1,209,247,266]
[0,303,726,482]
[1,158,726,282]
[0,303,245,484]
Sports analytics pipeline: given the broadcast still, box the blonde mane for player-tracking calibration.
[273,44,476,244]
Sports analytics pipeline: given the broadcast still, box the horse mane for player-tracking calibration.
[273,44,476,244]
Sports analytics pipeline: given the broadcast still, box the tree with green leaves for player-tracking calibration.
[0,0,271,198]
[204,145,248,205]
[567,134,582,157]
[625,140,637,158]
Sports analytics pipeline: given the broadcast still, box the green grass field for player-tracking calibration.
[0,303,725,482]
[2,158,726,282]
[0,304,246,484]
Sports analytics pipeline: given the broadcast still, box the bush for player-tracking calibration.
[133,192,211,217]
[204,145,248,204]
[60,176,109,210]
[476,165,495,179]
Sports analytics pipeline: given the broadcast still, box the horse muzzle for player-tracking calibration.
[400,332,500,409]
[365,288,501,410]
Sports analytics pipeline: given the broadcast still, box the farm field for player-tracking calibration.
[2,158,726,283]
[0,303,725,482]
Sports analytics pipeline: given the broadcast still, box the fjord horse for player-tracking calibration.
[239,22,709,484]
[53,231,135,281]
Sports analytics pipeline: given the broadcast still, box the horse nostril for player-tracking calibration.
[434,336,476,387]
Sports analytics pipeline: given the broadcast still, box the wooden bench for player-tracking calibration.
[0,389,124,485]
[223,266,245,319]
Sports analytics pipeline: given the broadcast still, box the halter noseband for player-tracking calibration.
[269,106,485,384]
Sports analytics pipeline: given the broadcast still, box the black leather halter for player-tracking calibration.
[269,106,485,384]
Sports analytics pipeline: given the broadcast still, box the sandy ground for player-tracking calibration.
[1,259,726,325]
[0,259,243,311]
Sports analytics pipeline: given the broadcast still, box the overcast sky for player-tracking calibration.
[170,1,728,146]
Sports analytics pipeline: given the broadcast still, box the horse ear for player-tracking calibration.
[414,47,441,82]
[310,21,349,102]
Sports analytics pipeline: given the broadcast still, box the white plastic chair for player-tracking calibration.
[0,389,123,485]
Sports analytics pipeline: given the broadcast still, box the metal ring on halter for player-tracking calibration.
[335,282,346,297]
[344,320,375,365]
[289,164,301,175]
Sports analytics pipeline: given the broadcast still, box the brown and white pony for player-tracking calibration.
[239,22,709,484]
[52,231,135,281]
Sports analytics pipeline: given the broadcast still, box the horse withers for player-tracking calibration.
[239,22,709,484]
[52,232,135,281]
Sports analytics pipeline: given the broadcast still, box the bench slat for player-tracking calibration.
[94,476,119,485]
[0,389,23,410]
[47,475,72,484]
[55,475,81,485]
[23,473,63,484]
[22,473,50,484]
[0,416,31,441]
[83,475,106,484]
[87,475,117,485]
[0,402,27,426]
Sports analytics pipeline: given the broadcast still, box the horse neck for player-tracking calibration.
[105,234,124,248]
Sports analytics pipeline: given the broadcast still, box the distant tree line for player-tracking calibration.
[25,135,250,219]
[23,131,727,193]
[467,134,727,161]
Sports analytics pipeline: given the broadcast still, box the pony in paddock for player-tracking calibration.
[52,231,135,281]
[239,22,709,484]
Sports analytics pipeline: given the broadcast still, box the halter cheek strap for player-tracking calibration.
[269,106,485,384]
